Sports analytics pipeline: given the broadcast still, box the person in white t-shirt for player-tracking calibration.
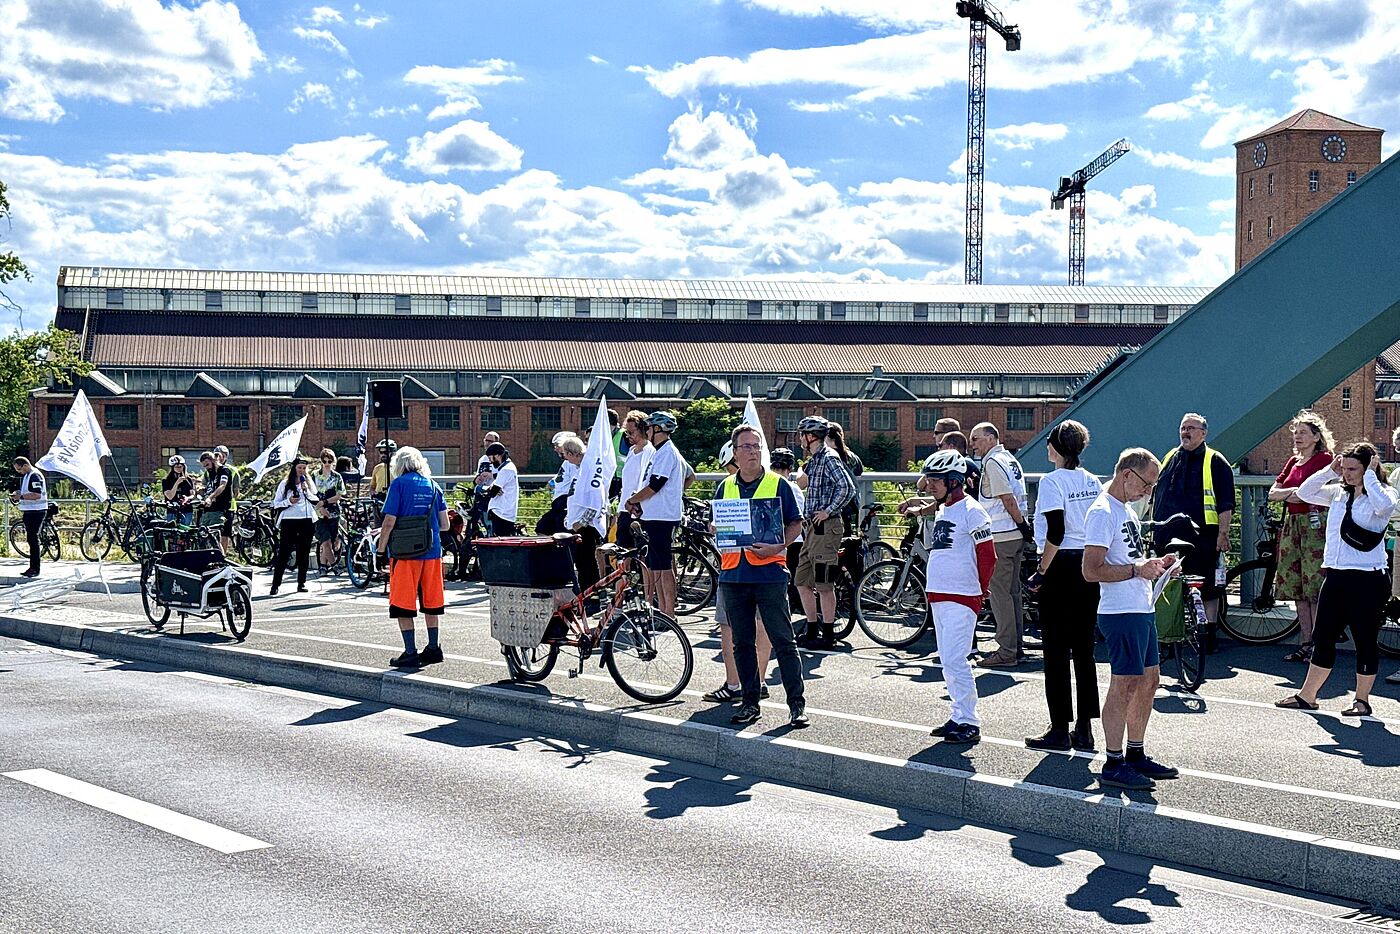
[11,457,48,578]
[1083,448,1178,791]
[482,442,519,536]
[1026,420,1104,753]
[623,411,684,617]
[898,450,996,745]
[970,422,1032,668]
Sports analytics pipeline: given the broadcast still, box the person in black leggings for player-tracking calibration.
[1276,443,1398,718]
[1026,421,1104,752]
[270,459,318,596]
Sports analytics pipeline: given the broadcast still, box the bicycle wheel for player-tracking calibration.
[832,567,857,641]
[866,541,899,564]
[855,559,930,649]
[41,522,62,560]
[140,563,170,630]
[503,642,560,681]
[79,519,114,562]
[1171,594,1207,692]
[673,544,717,615]
[1220,559,1298,644]
[347,536,376,590]
[1379,616,1400,658]
[224,584,252,641]
[8,521,29,559]
[604,609,693,702]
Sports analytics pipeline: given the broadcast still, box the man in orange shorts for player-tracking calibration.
[376,447,451,668]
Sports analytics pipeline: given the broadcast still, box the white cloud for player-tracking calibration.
[789,100,848,113]
[663,107,758,169]
[1142,88,1280,149]
[288,82,334,113]
[588,54,609,66]
[0,0,263,122]
[292,26,349,57]
[739,0,939,30]
[342,68,361,81]
[273,55,303,74]
[1135,147,1235,177]
[403,120,523,174]
[369,103,420,118]
[889,114,921,127]
[308,6,343,24]
[404,61,522,120]
[354,13,387,28]
[989,122,1067,151]
[636,2,1189,103]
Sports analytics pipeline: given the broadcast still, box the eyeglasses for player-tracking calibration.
[321,457,334,462]
[1127,467,1157,490]
[735,443,762,452]
[1181,426,1204,434]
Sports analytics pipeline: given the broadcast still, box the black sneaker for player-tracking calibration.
[1099,761,1154,790]
[731,704,761,725]
[390,651,421,668]
[419,645,444,665]
[1025,726,1072,751]
[1129,755,1179,781]
[1070,725,1097,752]
[759,685,770,700]
[788,700,809,729]
[943,723,981,745]
[296,585,309,593]
[703,684,742,703]
[930,719,957,738]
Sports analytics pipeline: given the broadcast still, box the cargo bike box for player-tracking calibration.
[475,535,578,647]
[143,548,255,641]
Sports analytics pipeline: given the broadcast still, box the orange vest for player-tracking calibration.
[717,471,787,571]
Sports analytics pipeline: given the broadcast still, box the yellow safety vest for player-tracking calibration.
[718,471,786,570]
[1161,444,1225,526]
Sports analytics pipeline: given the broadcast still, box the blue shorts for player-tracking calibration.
[1098,612,1159,676]
[641,520,678,571]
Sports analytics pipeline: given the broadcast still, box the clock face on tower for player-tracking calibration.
[1322,134,1347,162]
[1252,141,1268,167]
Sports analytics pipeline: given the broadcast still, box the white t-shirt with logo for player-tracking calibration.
[1034,467,1104,551]
[489,460,520,522]
[924,495,993,597]
[621,443,653,502]
[1083,490,1152,614]
[640,439,684,521]
[551,460,577,501]
[17,469,47,512]
[979,444,1029,542]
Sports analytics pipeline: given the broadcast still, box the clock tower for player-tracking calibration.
[1234,109,1385,471]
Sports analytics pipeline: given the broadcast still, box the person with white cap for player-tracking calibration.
[537,431,580,534]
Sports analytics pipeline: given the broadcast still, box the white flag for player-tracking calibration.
[565,399,617,535]
[248,415,308,482]
[743,389,770,468]
[37,390,112,500]
[355,382,371,462]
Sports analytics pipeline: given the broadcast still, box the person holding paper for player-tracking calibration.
[1083,448,1178,791]
[717,426,807,729]
[10,457,47,578]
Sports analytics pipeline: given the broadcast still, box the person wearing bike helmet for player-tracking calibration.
[896,450,996,745]
[792,415,854,647]
[162,454,196,525]
[10,456,47,578]
[371,438,398,497]
[198,450,235,551]
[482,442,519,536]
[214,444,238,551]
[624,410,685,617]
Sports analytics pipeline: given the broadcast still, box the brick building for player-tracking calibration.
[1235,109,1386,473]
[31,269,1206,481]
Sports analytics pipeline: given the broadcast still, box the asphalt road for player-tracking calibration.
[0,637,1359,932]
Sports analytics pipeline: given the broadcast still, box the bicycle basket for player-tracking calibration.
[488,585,566,646]
[1154,577,1186,643]
[475,535,577,588]
[155,549,229,607]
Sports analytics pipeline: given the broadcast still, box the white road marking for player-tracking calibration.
[3,769,272,854]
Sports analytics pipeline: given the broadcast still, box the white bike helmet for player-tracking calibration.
[168,454,186,467]
[719,440,736,467]
[921,449,967,483]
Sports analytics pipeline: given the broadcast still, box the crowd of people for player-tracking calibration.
[11,402,1400,791]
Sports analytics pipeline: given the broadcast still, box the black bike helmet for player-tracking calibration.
[484,442,508,458]
[770,447,797,470]
[645,410,678,433]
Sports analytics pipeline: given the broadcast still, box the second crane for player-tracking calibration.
[1051,138,1131,286]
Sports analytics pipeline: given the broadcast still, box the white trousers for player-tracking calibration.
[932,600,980,726]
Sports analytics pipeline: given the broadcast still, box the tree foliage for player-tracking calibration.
[0,180,31,312]
[863,433,903,471]
[0,324,93,463]
[675,397,739,467]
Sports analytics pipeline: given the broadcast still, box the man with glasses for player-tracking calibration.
[1084,448,1179,790]
[1153,413,1236,626]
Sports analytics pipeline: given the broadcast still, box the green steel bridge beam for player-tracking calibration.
[1021,150,1400,476]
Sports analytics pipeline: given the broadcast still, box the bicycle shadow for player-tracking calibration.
[1153,689,1209,715]
[1308,716,1400,767]
[291,700,384,727]
[1064,863,1182,924]
[641,762,760,820]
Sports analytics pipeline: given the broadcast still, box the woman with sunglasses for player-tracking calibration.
[1276,442,1397,717]
[312,448,346,571]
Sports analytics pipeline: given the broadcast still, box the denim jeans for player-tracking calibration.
[721,580,804,707]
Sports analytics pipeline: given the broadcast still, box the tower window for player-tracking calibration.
[1308,170,1320,192]
[1347,170,1358,186]
[1267,216,1273,239]
[1267,172,1275,196]
[1342,387,1352,411]
[1247,178,1255,200]
[1247,221,1253,243]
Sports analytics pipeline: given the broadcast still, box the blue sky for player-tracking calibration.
[2,0,1397,329]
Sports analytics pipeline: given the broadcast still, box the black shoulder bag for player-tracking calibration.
[388,514,433,559]
[1339,489,1386,552]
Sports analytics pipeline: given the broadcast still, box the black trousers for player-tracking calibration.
[573,526,602,593]
[1313,568,1388,676]
[1038,548,1101,724]
[272,518,314,590]
[22,510,44,574]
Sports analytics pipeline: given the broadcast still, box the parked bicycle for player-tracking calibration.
[1220,502,1296,644]
[7,502,61,562]
[673,497,719,615]
[233,498,278,568]
[1148,515,1210,691]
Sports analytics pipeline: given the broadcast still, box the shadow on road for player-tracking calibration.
[1064,864,1182,924]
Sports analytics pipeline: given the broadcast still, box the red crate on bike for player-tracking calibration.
[474,535,577,588]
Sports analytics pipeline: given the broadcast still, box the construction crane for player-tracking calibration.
[1051,138,1132,286]
[956,0,1021,285]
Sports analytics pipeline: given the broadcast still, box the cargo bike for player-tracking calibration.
[140,547,255,641]
[480,532,694,702]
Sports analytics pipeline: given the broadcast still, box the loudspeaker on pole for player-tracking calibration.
[368,379,405,421]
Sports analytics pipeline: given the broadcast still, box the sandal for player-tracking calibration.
[1274,694,1319,710]
[1341,699,1373,718]
[1283,643,1313,663]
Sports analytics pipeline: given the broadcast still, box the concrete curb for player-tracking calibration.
[5,611,1397,911]
[1,572,141,594]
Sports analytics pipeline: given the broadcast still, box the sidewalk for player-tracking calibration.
[4,568,1399,910]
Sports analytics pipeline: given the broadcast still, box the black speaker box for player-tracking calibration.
[369,379,405,420]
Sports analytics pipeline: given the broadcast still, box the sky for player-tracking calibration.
[1,0,1398,331]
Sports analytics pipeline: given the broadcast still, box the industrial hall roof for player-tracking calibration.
[59,309,1161,379]
[58,265,1209,307]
